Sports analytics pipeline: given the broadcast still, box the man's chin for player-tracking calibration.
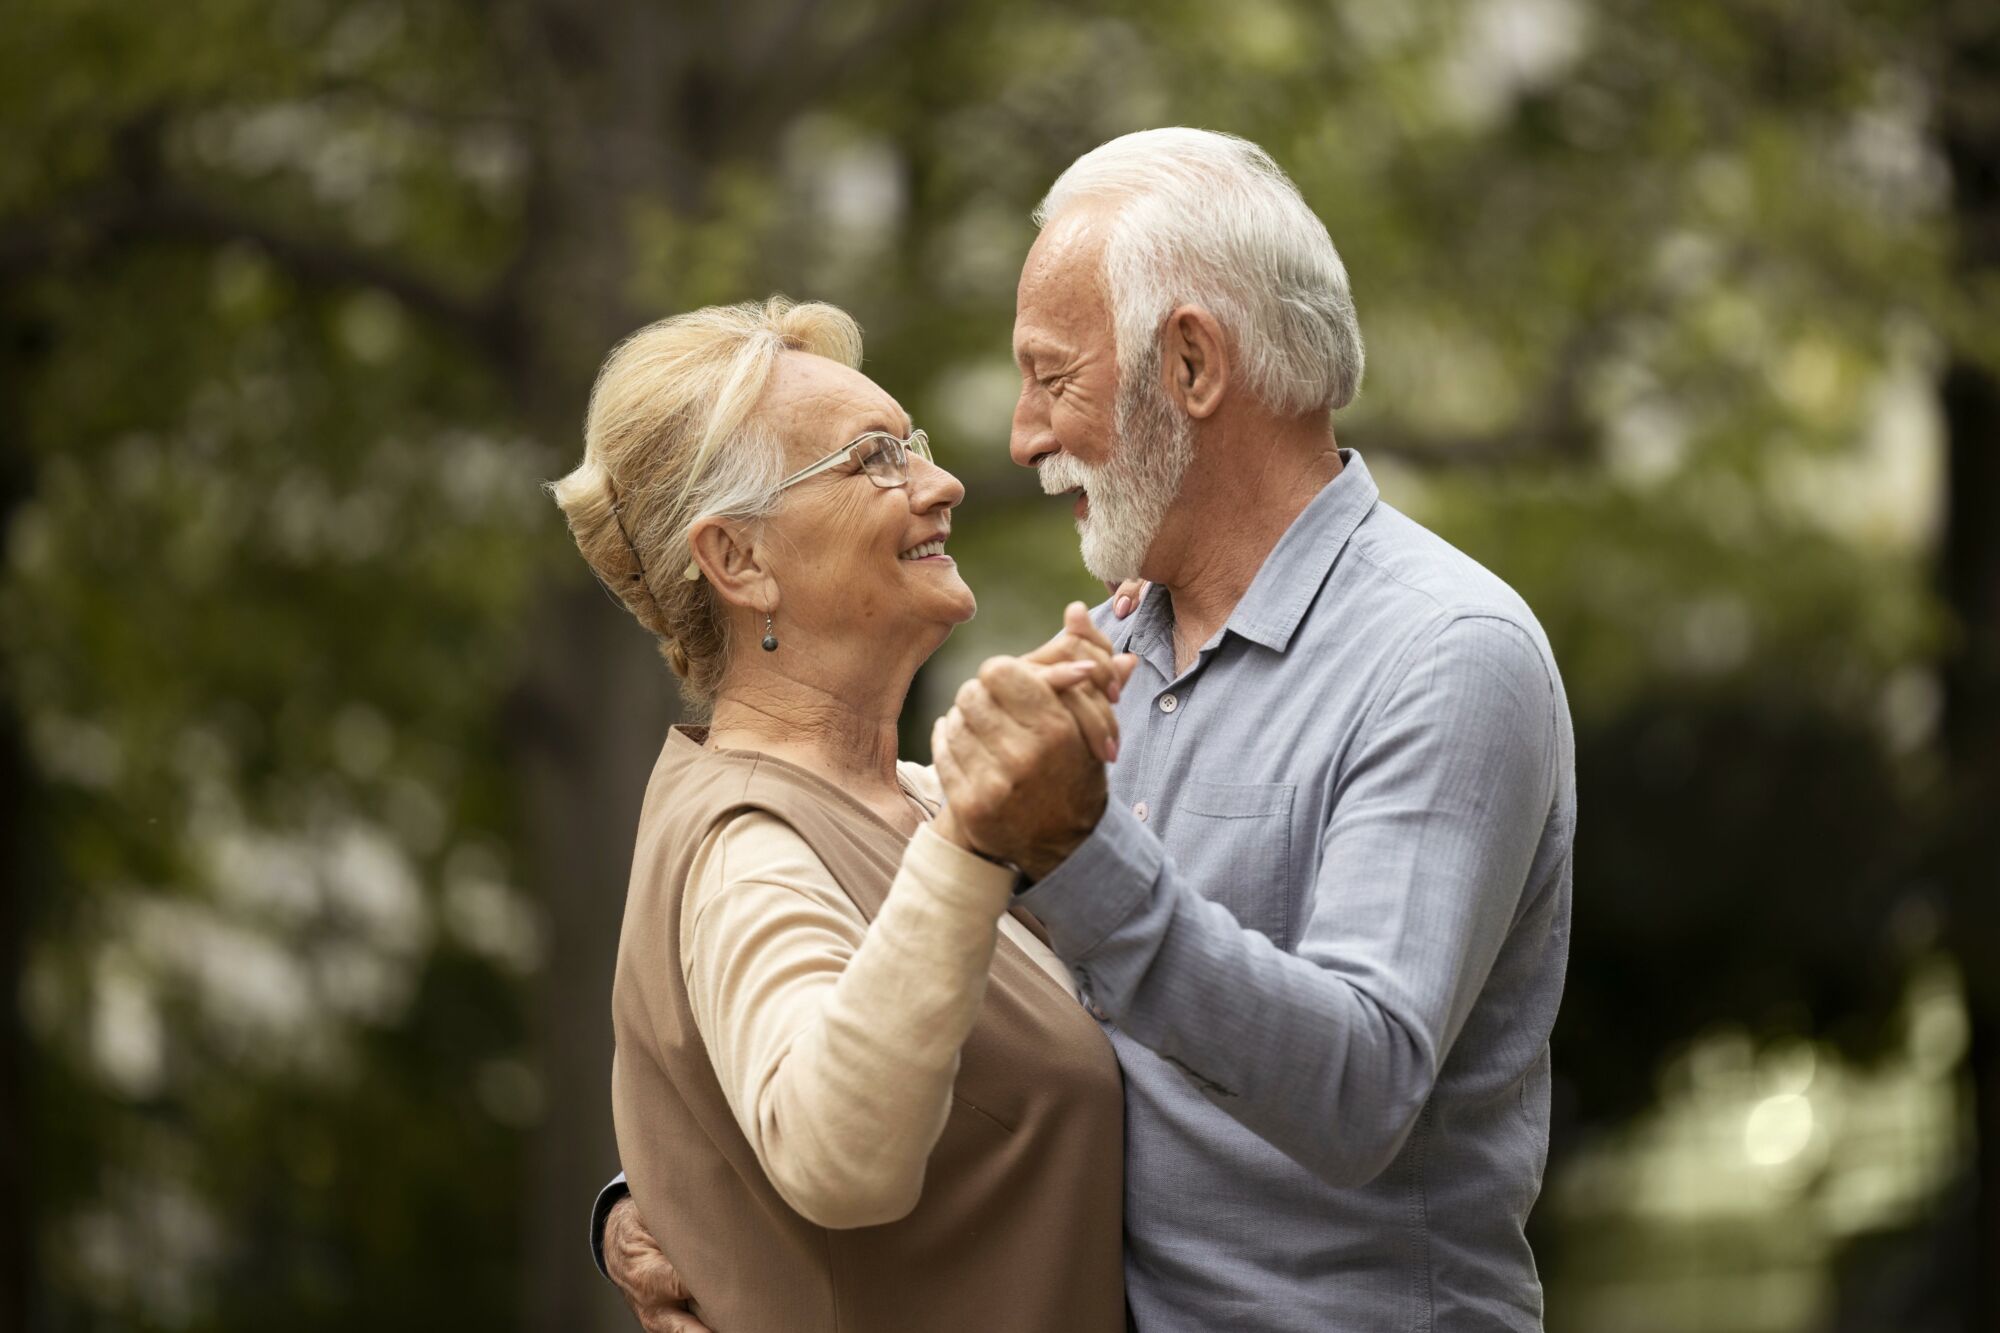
[1078,541,1141,587]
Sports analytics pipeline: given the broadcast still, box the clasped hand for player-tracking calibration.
[930,601,1138,880]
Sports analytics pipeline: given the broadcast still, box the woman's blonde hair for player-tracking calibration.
[546,296,864,706]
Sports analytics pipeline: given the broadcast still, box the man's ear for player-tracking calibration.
[1163,305,1228,420]
[689,517,778,613]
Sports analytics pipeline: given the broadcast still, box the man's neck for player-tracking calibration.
[1148,419,1342,673]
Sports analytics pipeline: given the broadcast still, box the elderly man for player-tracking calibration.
[598,128,1573,1332]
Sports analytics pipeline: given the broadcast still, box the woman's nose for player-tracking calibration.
[909,457,966,513]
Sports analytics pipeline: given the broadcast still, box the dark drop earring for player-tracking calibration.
[761,612,778,652]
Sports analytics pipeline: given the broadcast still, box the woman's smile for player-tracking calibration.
[898,532,953,563]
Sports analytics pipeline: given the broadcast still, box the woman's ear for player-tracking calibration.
[689,517,778,613]
[1163,305,1228,420]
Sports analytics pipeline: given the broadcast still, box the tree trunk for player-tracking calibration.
[1939,356,2000,1329]
[0,304,48,1333]
[495,3,689,1325]
[512,587,677,1333]
[1938,3,2000,1324]
[0,550,33,1333]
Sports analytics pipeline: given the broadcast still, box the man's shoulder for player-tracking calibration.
[1345,501,1544,640]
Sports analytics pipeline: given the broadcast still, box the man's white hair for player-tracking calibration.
[1034,128,1364,417]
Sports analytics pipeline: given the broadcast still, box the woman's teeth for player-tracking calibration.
[899,540,946,560]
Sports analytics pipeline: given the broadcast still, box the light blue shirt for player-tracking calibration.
[1016,449,1574,1332]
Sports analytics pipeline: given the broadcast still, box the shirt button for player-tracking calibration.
[1133,801,1149,822]
[1158,693,1179,713]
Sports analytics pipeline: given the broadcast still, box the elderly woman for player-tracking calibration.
[547,297,1131,1332]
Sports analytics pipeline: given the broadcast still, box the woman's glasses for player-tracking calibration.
[777,428,932,492]
[681,428,936,580]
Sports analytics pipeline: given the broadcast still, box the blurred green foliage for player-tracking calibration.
[2,0,1990,1329]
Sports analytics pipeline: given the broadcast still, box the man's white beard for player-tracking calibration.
[1038,379,1195,584]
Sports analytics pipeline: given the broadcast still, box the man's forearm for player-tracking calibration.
[1016,619,1563,1186]
[1017,807,1444,1185]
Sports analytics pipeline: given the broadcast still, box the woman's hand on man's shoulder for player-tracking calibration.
[1108,578,1148,619]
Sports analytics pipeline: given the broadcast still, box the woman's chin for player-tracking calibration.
[919,593,977,646]
[923,574,976,626]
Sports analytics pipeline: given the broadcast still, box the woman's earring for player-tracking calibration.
[761,612,778,652]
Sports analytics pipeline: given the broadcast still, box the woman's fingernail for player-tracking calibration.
[1107,737,1119,762]
[1114,596,1132,618]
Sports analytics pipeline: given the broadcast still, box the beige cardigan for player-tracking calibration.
[680,762,1076,1226]
[609,725,1126,1332]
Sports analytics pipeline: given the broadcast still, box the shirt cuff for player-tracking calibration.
[590,1172,629,1281]
[1013,798,1163,959]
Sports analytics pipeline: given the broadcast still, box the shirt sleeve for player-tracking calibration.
[682,813,1020,1228]
[1015,614,1562,1187]
[588,1172,629,1280]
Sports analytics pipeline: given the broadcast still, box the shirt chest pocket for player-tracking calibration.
[1167,780,1297,949]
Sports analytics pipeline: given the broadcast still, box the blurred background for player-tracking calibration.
[3,0,1997,1329]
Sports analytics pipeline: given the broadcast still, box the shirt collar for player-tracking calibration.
[1111,448,1379,664]
[1222,447,1379,653]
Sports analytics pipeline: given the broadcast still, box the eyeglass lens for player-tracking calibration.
[857,432,930,487]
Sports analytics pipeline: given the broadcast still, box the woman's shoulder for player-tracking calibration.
[646,734,831,831]
[682,811,867,962]
[696,808,832,880]
[688,810,853,914]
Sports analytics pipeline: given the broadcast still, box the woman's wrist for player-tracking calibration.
[928,807,1014,871]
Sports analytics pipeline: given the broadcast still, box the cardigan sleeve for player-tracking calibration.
[681,813,1019,1228]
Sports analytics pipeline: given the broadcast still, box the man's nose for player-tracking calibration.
[1010,391,1054,469]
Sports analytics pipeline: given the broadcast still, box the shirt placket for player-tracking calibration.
[1127,636,1212,833]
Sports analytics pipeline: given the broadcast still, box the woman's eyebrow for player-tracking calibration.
[843,413,911,439]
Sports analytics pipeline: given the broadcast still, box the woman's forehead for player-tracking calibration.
[763,353,908,444]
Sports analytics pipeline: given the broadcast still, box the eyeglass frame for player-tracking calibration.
[681,428,935,581]
[777,427,932,492]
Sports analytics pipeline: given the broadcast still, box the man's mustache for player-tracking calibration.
[1038,455,1094,497]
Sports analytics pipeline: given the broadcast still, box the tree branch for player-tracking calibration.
[0,185,509,360]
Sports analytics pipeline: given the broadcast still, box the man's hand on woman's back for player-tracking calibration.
[604,1196,712,1333]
